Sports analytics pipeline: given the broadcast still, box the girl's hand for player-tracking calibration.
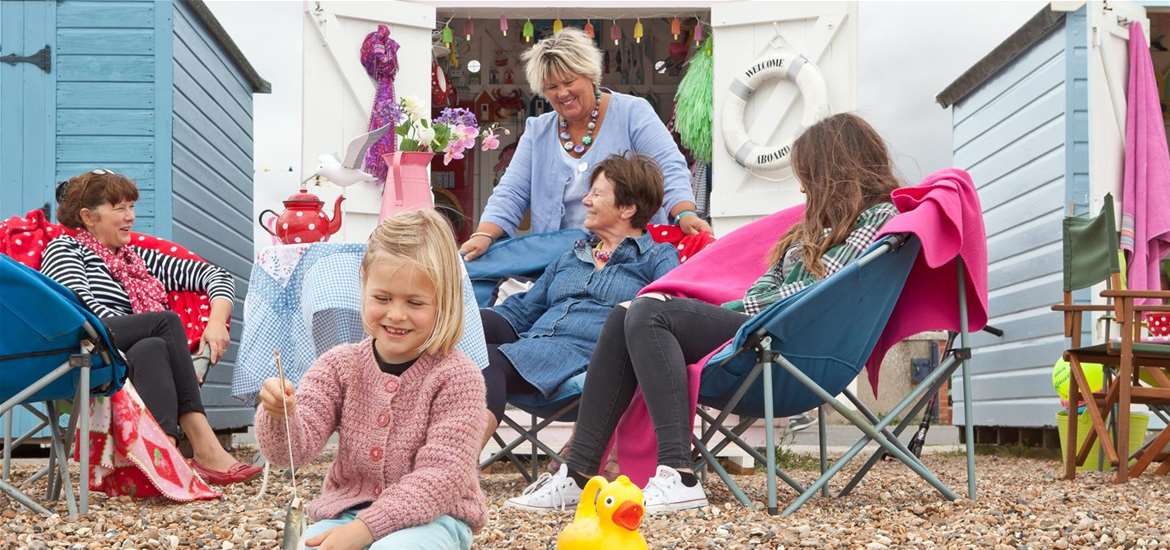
[678,215,712,236]
[258,377,296,418]
[305,519,375,550]
[200,321,230,364]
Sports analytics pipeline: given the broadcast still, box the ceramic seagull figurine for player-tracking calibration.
[315,123,392,187]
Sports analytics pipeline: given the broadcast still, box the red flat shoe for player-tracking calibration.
[190,460,263,486]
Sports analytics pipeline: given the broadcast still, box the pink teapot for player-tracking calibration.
[258,188,344,245]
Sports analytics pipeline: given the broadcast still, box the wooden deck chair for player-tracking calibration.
[1054,194,1170,482]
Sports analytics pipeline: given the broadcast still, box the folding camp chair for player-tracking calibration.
[691,233,982,516]
[1053,194,1170,482]
[0,254,128,518]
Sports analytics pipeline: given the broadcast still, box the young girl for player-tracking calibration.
[256,209,486,550]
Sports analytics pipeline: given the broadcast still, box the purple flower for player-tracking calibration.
[435,107,478,128]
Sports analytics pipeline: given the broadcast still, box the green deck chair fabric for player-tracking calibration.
[1063,193,1120,292]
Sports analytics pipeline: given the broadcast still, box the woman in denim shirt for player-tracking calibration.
[458,28,710,261]
[479,153,678,444]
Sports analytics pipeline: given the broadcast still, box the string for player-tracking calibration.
[274,350,298,502]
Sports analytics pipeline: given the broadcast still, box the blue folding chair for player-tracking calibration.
[692,234,982,515]
[468,230,590,481]
[0,254,128,518]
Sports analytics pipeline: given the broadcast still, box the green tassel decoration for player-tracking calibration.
[441,24,453,46]
[675,36,714,163]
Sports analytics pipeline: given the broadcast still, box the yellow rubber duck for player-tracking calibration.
[556,475,648,550]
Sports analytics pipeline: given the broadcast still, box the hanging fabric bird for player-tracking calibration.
[674,35,713,162]
[360,24,401,180]
[441,23,453,47]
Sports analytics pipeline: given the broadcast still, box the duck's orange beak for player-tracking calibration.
[612,501,644,531]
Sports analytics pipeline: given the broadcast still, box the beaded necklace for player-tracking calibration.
[559,88,602,154]
[592,240,615,263]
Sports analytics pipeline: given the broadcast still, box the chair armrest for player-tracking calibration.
[1100,289,1170,299]
[1052,304,1114,312]
[1133,305,1170,312]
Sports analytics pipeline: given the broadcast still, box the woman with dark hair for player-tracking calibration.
[505,113,901,514]
[41,170,261,485]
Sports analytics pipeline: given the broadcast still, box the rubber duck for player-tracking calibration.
[556,475,648,550]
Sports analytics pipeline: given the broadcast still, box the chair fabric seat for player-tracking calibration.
[508,371,585,421]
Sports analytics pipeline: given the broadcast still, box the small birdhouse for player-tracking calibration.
[474,90,497,123]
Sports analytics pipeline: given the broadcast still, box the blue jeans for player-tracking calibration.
[304,511,472,550]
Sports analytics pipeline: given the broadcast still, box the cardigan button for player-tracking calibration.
[377,412,391,427]
[370,447,383,461]
[384,379,399,392]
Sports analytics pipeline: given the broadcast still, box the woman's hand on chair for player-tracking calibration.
[678,215,712,236]
[459,233,493,261]
[258,377,297,418]
[200,321,230,364]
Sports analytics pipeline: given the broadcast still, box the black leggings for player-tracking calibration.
[480,309,539,422]
[567,297,748,474]
[103,311,205,439]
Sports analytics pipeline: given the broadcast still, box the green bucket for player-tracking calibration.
[1056,411,1149,471]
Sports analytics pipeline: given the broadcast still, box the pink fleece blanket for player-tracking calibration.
[1120,23,1170,304]
[611,169,989,486]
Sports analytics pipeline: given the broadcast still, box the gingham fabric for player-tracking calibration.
[233,242,487,401]
[729,202,898,315]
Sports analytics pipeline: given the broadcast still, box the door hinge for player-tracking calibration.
[0,45,51,74]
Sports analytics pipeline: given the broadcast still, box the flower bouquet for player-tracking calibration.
[393,96,509,164]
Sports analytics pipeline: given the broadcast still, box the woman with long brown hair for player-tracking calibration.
[504,113,901,514]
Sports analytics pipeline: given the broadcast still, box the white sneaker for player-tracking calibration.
[504,464,582,513]
[642,465,708,514]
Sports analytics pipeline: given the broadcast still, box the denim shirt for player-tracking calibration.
[492,232,679,396]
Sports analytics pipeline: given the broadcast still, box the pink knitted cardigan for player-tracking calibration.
[255,338,487,539]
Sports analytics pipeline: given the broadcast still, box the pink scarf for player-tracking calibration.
[73,230,166,313]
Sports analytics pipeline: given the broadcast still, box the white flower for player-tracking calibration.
[401,96,426,122]
[415,123,435,147]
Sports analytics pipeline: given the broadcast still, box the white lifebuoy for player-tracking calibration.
[721,49,831,171]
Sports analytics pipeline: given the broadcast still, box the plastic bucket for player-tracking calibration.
[1056,411,1149,471]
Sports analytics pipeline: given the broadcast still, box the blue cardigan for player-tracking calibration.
[480,92,695,236]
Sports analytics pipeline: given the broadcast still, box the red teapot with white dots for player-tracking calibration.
[258,188,344,245]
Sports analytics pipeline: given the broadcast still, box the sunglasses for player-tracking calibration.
[54,169,123,202]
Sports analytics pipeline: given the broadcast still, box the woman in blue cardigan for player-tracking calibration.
[458,28,710,261]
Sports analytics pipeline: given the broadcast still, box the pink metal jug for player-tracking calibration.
[379,151,434,221]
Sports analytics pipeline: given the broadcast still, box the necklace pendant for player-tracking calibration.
[587,121,596,130]
[573,143,586,154]
[559,131,571,140]
[581,135,593,146]
[563,141,574,151]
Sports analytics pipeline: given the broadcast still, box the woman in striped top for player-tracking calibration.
[41,170,261,485]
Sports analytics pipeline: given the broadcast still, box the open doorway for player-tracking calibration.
[430,12,711,238]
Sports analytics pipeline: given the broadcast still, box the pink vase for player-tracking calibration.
[379,151,435,221]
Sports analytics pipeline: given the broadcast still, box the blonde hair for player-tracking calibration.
[361,209,464,357]
[521,28,603,96]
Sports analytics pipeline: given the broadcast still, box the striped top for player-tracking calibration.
[40,234,235,319]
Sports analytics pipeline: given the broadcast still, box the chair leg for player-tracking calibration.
[956,262,976,500]
[1116,358,1133,483]
[761,349,779,516]
[46,402,77,520]
[691,410,805,494]
[775,353,959,517]
[692,434,752,507]
[817,405,828,497]
[78,358,90,515]
[1065,356,1080,480]
[839,373,944,497]
[3,410,12,481]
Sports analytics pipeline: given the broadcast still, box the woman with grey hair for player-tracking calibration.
[459,28,710,260]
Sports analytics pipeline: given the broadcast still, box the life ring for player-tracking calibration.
[721,49,831,171]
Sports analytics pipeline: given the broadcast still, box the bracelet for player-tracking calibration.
[469,232,496,242]
[673,210,697,224]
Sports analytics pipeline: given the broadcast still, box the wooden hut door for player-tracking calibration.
[301,1,436,243]
[1087,1,1148,213]
[0,0,55,219]
[709,1,858,234]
